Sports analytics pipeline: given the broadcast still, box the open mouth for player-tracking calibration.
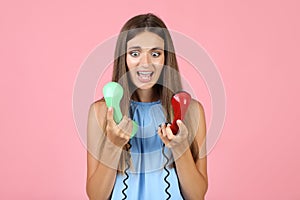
[137,71,154,82]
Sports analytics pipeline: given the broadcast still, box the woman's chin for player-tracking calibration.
[134,81,156,90]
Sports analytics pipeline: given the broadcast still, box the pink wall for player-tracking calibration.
[1,0,299,199]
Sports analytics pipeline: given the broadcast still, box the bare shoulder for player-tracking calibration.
[90,98,107,113]
[189,99,207,160]
[189,98,207,139]
[189,98,205,116]
[89,98,108,127]
[87,99,108,160]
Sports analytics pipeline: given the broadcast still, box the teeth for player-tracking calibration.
[137,71,153,81]
[138,71,153,75]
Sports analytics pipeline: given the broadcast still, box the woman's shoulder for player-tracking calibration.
[90,98,106,112]
[89,98,107,125]
[190,98,205,114]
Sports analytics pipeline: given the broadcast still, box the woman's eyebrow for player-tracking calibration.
[151,47,164,51]
[127,46,164,50]
[128,46,141,50]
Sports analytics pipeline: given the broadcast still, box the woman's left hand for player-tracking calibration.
[157,120,190,159]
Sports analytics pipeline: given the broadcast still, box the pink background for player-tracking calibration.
[1,0,299,199]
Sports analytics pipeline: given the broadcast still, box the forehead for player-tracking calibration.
[127,31,164,49]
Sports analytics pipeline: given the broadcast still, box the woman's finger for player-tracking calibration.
[166,124,174,140]
[176,120,188,136]
[161,123,167,137]
[106,107,116,127]
[118,116,132,138]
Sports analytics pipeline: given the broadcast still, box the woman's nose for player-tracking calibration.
[140,52,151,67]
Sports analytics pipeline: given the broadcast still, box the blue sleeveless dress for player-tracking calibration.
[110,100,184,200]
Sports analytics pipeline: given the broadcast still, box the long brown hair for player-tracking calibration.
[110,13,199,172]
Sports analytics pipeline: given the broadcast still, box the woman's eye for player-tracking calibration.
[129,51,140,57]
[152,52,161,57]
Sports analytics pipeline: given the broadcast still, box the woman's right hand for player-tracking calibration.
[105,107,132,148]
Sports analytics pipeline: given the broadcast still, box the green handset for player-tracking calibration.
[103,82,138,138]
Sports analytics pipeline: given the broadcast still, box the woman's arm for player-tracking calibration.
[86,101,131,200]
[86,150,121,200]
[158,101,208,200]
[174,101,208,199]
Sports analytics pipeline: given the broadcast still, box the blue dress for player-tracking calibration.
[110,100,184,200]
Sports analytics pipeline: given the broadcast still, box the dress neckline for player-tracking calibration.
[130,99,161,106]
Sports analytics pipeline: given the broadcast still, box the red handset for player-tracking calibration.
[169,91,191,135]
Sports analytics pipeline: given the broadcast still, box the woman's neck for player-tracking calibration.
[132,88,159,102]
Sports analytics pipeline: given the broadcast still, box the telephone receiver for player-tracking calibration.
[169,91,191,135]
[103,82,138,138]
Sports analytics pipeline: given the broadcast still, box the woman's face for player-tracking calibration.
[126,31,165,90]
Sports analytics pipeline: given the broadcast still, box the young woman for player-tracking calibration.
[86,13,208,200]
